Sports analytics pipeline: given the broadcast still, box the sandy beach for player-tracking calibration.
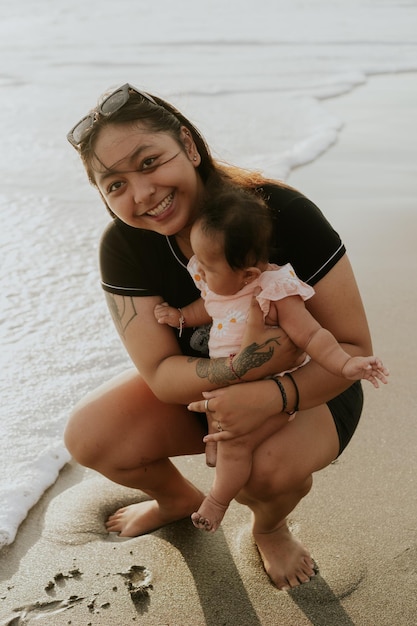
[1,72,416,625]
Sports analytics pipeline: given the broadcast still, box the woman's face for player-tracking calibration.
[92,122,204,236]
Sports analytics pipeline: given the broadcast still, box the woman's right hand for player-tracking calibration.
[232,295,304,381]
[188,378,289,442]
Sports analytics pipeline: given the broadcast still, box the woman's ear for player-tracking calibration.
[180,126,201,166]
[244,267,262,284]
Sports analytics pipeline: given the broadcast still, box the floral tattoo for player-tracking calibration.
[194,337,281,384]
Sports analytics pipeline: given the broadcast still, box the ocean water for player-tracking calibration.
[1,0,416,548]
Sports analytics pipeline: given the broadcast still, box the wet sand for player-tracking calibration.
[1,72,416,625]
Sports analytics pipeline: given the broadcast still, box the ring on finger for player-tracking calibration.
[204,399,210,412]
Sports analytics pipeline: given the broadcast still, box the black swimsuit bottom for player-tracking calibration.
[327,380,363,456]
[195,380,363,458]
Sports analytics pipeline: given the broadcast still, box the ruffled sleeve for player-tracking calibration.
[256,263,315,314]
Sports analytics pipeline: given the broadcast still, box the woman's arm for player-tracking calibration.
[285,254,373,406]
[104,291,302,405]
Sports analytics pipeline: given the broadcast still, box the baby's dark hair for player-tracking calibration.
[197,177,273,270]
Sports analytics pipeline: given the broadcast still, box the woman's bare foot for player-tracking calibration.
[106,486,204,537]
[253,520,316,590]
[191,492,229,532]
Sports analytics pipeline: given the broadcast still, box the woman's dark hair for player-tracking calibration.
[74,85,291,216]
[197,177,273,270]
[77,90,216,188]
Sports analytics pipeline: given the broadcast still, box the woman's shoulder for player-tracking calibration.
[257,182,345,285]
[99,219,172,296]
[100,218,160,247]
[257,181,304,200]
[257,182,317,215]
[256,182,338,235]
[100,218,168,265]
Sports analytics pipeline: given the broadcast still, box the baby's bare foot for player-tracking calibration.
[191,492,229,533]
[253,521,316,590]
[106,487,204,537]
[191,512,212,531]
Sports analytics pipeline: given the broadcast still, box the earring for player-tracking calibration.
[193,155,197,161]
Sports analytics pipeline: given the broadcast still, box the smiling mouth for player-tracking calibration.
[146,192,174,217]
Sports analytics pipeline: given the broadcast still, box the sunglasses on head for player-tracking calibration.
[67,83,158,148]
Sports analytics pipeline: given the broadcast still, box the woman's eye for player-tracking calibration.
[108,181,124,193]
[141,156,157,170]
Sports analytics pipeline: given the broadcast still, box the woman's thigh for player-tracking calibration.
[64,368,206,469]
[246,403,340,494]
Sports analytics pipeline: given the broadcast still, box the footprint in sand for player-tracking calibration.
[0,596,84,625]
[119,565,153,607]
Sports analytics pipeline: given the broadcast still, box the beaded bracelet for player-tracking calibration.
[177,308,186,337]
[284,372,300,415]
[271,375,287,412]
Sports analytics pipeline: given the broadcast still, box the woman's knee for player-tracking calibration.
[241,460,313,503]
[64,369,144,467]
[64,403,101,467]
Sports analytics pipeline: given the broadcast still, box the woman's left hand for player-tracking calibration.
[188,378,286,443]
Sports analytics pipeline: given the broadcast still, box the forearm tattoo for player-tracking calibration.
[105,293,138,339]
[194,337,281,385]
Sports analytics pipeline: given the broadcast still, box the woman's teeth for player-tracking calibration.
[147,193,174,217]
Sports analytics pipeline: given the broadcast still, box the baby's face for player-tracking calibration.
[190,222,247,296]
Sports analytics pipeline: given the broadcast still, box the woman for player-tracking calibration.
[65,83,371,591]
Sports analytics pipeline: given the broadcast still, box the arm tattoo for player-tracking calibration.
[195,357,236,386]
[105,292,138,339]
[194,336,281,385]
[233,338,281,377]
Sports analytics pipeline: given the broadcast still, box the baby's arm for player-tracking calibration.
[154,298,212,330]
[274,296,389,387]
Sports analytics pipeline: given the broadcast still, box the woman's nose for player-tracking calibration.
[132,174,156,205]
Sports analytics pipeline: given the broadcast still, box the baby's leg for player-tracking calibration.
[192,436,253,532]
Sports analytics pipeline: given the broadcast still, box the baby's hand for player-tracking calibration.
[342,356,389,388]
[154,302,181,328]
